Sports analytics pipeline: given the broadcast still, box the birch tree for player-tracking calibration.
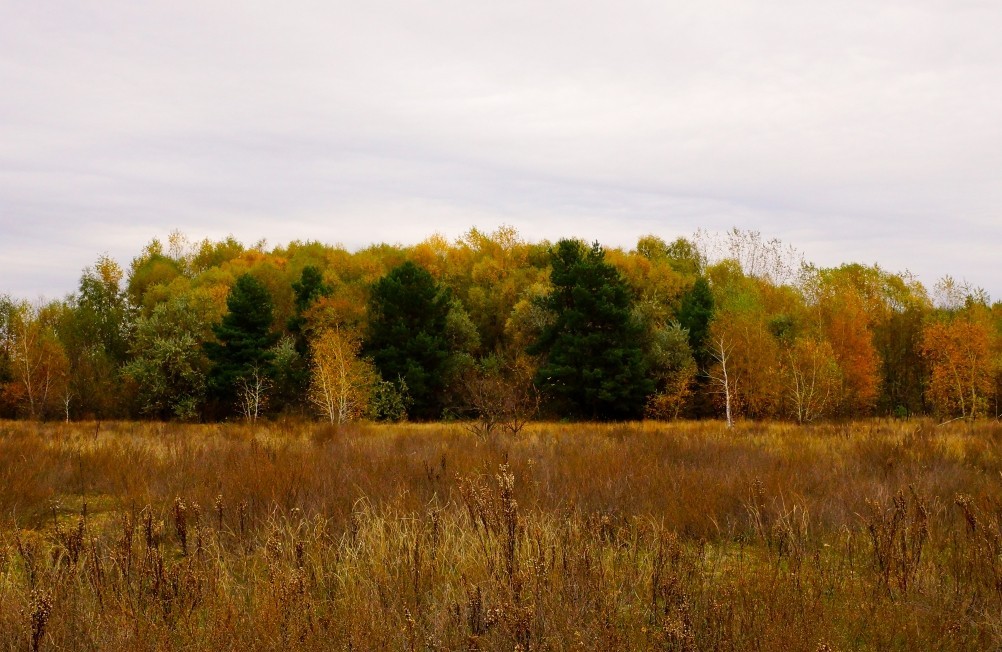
[2,302,69,419]
[310,327,375,425]
[783,338,841,423]
[707,334,735,428]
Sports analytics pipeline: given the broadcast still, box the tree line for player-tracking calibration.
[1,227,999,424]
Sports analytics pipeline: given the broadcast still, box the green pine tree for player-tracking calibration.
[530,240,652,420]
[676,275,716,418]
[288,265,332,358]
[283,265,333,408]
[205,274,279,415]
[678,276,714,368]
[364,261,451,420]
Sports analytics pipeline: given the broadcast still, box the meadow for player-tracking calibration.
[1,418,1001,650]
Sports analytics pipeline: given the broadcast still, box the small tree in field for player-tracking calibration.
[309,327,375,425]
[462,355,540,438]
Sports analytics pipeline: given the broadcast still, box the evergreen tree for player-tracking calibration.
[530,240,652,420]
[677,276,716,418]
[205,274,279,415]
[288,265,332,357]
[283,265,333,408]
[678,276,714,368]
[365,261,451,420]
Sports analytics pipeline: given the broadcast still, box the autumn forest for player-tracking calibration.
[2,226,999,425]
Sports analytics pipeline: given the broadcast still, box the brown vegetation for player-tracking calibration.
[1,418,1001,650]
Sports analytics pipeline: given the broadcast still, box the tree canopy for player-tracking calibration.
[1,226,999,424]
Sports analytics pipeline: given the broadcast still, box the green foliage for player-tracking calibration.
[444,300,481,355]
[530,240,653,420]
[284,265,333,406]
[268,335,302,413]
[635,234,670,261]
[125,294,213,420]
[53,257,135,418]
[127,241,184,310]
[288,265,332,353]
[205,274,279,415]
[75,256,132,362]
[369,375,413,422]
[0,296,15,411]
[190,236,245,275]
[637,235,704,277]
[365,261,452,420]
[4,228,998,424]
[678,276,714,368]
[644,321,698,420]
[767,314,798,345]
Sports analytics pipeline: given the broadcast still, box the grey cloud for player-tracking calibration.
[1,1,1000,299]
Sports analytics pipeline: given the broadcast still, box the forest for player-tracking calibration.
[1,226,1000,425]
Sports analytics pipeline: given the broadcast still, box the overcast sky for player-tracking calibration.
[1,1,1000,300]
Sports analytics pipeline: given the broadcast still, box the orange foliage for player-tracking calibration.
[821,289,880,415]
[919,312,995,419]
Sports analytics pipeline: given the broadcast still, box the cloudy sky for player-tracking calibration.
[1,1,1000,300]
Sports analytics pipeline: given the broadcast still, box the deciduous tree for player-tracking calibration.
[309,327,375,425]
[781,337,841,423]
[1,302,69,420]
[643,321,697,420]
[125,293,214,420]
[919,310,995,419]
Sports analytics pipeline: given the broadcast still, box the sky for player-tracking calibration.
[1,1,1000,301]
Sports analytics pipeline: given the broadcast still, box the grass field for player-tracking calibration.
[1,419,1001,650]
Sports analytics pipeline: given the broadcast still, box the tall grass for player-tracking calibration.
[0,419,1000,650]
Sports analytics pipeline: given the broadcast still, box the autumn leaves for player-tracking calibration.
[0,227,999,423]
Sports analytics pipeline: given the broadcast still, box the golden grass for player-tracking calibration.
[1,418,1001,650]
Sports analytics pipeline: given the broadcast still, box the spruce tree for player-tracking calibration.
[364,261,451,420]
[205,274,279,415]
[530,240,652,420]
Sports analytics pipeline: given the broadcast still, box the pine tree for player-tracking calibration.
[364,261,451,420]
[283,265,333,408]
[288,265,332,358]
[678,276,714,368]
[530,240,652,420]
[205,274,279,416]
[677,276,717,418]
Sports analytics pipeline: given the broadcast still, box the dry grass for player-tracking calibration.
[1,418,1001,650]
